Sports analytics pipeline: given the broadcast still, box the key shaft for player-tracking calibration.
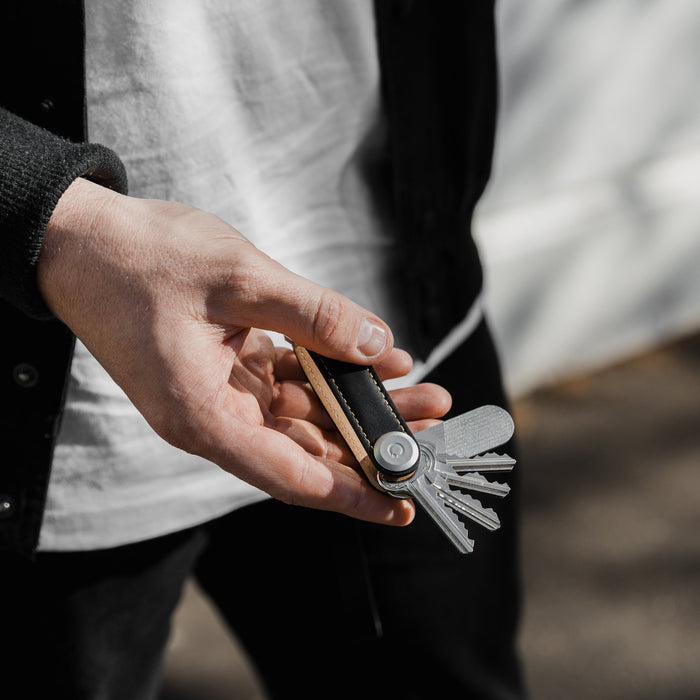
[406,477,475,554]
[442,471,511,497]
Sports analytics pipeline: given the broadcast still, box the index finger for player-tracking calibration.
[274,346,414,382]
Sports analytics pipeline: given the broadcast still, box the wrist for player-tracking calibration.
[37,177,121,320]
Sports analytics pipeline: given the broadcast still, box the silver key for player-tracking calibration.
[377,405,516,554]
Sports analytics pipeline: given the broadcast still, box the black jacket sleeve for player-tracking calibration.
[0,106,127,319]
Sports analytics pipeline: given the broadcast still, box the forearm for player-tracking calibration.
[0,106,127,317]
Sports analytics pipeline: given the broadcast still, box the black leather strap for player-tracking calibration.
[294,347,417,480]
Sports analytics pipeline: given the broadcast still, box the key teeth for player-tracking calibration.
[441,471,511,497]
[432,477,501,531]
[435,490,501,532]
[439,451,516,473]
[409,476,476,553]
[435,503,476,553]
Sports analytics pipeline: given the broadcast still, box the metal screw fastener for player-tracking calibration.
[374,431,420,474]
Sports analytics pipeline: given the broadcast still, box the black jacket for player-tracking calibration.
[0,0,498,554]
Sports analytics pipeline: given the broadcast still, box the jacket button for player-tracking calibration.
[0,495,16,520]
[40,97,55,112]
[13,363,39,388]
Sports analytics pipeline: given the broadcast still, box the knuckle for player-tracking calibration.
[220,259,263,308]
[281,459,335,508]
[312,292,345,348]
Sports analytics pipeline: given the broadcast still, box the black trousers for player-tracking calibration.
[0,320,525,700]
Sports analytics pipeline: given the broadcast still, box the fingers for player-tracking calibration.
[390,383,452,420]
[227,329,277,412]
[273,417,354,463]
[273,347,307,381]
[228,256,394,365]
[165,364,414,527]
[276,416,441,464]
[273,346,413,382]
[407,418,443,433]
[271,346,425,430]
[272,379,452,429]
[212,420,415,526]
[373,348,414,380]
[271,381,332,428]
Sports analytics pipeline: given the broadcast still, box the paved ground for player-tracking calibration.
[160,333,700,699]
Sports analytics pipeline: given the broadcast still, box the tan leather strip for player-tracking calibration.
[293,345,381,490]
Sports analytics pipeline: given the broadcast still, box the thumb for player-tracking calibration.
[235,260,394,364]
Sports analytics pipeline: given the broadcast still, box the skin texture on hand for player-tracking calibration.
[37,178,452,526]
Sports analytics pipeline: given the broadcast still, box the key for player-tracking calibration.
[293,346,517,553]
[399,472,476,553]
[417,405,515,461]
[440,453,516,473]
[440,471,511,497]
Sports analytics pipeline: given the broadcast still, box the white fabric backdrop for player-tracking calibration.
[474,0,700,397]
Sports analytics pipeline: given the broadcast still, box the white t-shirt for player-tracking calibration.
[39,0,408,550]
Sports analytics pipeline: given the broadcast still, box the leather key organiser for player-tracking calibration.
[293,345,417,491]
[293,345,518,554]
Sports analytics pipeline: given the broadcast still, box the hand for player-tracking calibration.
[38,178,451,525]
[225,329,450,518]
[244,332,449,464]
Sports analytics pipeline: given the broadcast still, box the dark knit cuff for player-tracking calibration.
[0,106,128,318]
